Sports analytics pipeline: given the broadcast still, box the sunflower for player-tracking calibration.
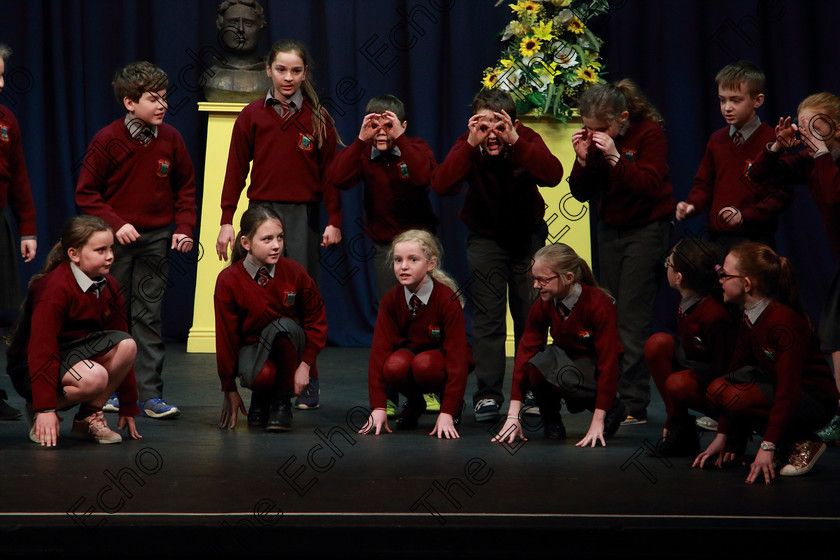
[566,16,585,34]
[519,36,542,57]
[510,0,542,18]
[576,65,599,84]
[482,68,502,89]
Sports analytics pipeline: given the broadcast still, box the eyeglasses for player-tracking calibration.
[529,274,559,287]
[664,258,673,269]
[715,264,745,281]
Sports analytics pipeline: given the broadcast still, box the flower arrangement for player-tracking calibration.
[483,0,611,121]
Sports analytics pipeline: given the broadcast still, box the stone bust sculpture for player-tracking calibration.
[203,0,272,103]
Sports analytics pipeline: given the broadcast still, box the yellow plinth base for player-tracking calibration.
[187,102,251,353]
[504,114,590,356]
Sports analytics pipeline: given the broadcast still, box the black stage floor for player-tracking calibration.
[1,344,838,558]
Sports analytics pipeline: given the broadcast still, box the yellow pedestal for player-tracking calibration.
[504,114,590,356]
[187,102,251,353]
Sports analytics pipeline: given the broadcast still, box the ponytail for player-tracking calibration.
[5,215,112,348]
[265,39,343,149]
[730,243,807,320]
[579,79,665,127]
[230,205,285,264]
[533,243,608,296]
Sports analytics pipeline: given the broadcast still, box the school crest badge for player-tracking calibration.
[743,159,754,174]
[284,291,296,306]
[621,149,636,162]
[761,346,777,363]
[0,123,9,142]
[299,134,314,151]
[399,162,409,178]
[429,325,441,340]
[578,330,592,342]
[156,159,171,177]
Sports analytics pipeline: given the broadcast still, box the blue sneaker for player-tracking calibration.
[103,393,119,413]
[294,378,320,409]
[140,397,180,419]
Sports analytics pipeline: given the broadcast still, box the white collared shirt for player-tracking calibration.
[70,262,106,296]
[744,297,771,326]
[243,254,275,280]
[404,275,434,308]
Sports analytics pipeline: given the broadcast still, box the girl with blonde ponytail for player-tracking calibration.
[693,243,839,484]
[360,229,471,439]
[492,243,626,448]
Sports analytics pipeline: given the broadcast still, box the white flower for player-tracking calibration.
[550,42,578,68]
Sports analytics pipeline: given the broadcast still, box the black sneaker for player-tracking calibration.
[0,390,22,420]
[395,398,427,430]
[603,398,627,438]
[544,417,567,440]
[266,399,293,432]
[248,391,270,427]
[652,415,700,457]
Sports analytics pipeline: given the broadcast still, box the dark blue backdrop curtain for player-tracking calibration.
[1,0,838,347]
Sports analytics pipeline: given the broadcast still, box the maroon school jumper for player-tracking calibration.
[325,134,437,244]
[749,147,840,257]
[220,97,341,228]
[431,124,563,255]
[686,124,790,237]
[676,296,737,372]
[568,119,674,227]
[511,284,622,411]
[0,104,36,237]
[6,262,139,415]
[75,119,196,237]
[720,301,839,443]
[213,258,327,392]
[368,278,469,416]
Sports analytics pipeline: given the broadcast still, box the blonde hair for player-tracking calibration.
[389,229,464,307]
[533,243,598,287]
[798,92,840,143]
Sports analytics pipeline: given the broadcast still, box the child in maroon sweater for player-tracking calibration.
[75,61,197,420]
[359,229,470,439]
[325,94,439,415]
[214,206,327,432]
[747,92,840,443]
[0,44,37,419]
[216,39,340,410]
[492,243,626,447]
[432,89,563,423]
[5,216,141,446]
[676,61,790,250]
[325,94,437,299]
[646,238,737,456]
[692,243,838,483]
[569,79,674,425]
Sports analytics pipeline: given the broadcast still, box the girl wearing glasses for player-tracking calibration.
[692,243,838,484]
[492,243,625,447]
[645,238,737,456]
[746,92,840,445]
